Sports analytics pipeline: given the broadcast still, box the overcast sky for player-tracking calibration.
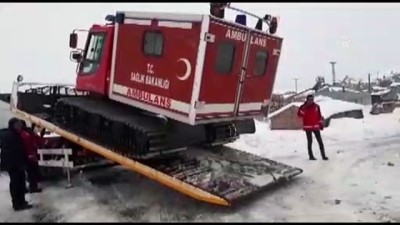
[0,3,400,93]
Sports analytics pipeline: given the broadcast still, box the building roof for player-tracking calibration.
[371,88,391,96]
[268,96,363,120]
[318,86,362,93]
[390,82,400,87]
[316,96,364,118]
[268,102,302,119]
[372,86,388,91]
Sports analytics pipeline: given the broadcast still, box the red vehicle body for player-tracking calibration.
[73,11,282,126]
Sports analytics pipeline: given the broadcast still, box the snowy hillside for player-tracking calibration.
[0,102,399,222]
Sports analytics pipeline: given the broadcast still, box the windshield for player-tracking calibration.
[80,32,106,74]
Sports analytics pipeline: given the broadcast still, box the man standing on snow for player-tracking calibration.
[297,95,328,161]
[0,118,33,211]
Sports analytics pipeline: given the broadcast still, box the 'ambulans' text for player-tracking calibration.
[126,87,172,109]
[225,29,268,48]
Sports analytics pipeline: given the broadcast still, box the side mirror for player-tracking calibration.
[70,50,82,62]
[69,33,78,49]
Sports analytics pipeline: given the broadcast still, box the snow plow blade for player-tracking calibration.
[11,108,302,206]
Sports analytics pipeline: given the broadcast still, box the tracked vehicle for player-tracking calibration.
[2,3,302,206]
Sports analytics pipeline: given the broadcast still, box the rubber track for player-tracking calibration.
[55,97,173,157]
[58,97,165,132]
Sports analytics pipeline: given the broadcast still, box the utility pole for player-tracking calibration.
[368,73,371,93]
[293,78,299,93]
[330,61,337,85]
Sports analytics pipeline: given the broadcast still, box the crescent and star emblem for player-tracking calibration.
[176,58,192,81]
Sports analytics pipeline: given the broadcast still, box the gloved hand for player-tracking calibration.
[28,155,38,162]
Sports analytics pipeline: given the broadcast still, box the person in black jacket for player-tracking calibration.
[0,118,33,211]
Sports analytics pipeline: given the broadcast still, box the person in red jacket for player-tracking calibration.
[20,121,44,193]
[297,95,328,160]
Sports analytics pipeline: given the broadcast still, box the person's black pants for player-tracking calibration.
[305,130,326,158]
[27,160,40,190]
[7,168,26,208]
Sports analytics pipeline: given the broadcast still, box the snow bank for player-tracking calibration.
[373,86,388,91]
[282,90,316,100]
[314,96,363,118]
[273,89,292,95]
[372,88,390,96]
[390,82,400,87]
[268,102,302,119]
[268,96,363,119]
[324,86,361,93]
[282,93,296,99]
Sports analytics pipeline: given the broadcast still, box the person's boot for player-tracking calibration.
[320,148,328,160]
[13,202,33,211]
[308,148,316,160]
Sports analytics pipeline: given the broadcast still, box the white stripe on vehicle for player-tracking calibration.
[239,102,263,112]
[158,21,193,29]
[124,18,152,26]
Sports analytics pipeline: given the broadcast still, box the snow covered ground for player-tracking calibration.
[0,104,400,222]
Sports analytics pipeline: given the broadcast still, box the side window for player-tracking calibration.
[81,33,106,75]
[253,50,269,76]
[215,42,235,74]
[143,31,164,56]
